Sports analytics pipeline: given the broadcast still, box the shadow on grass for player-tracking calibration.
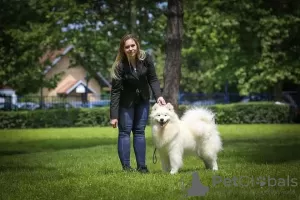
[223,136,300,164]
[0,137,116,156]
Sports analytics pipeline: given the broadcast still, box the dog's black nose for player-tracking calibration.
[160,119,164,122]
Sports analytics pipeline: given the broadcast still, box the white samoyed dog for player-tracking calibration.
[150,103,222,175]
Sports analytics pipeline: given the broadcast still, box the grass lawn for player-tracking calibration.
[0,124,300,200]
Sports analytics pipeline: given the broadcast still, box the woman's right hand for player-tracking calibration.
[157,96,166,106]
[110,119,118,128]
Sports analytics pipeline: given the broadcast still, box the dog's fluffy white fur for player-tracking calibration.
[150,103,222,174]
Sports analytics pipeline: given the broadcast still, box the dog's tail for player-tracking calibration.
[181,107,216,125]
[180,107,222,152]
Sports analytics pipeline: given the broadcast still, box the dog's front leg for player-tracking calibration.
[169,150,183,175]
[158,151,170,172]
[160,154,170,172]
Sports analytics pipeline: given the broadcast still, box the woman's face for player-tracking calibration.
[124,39,137,59]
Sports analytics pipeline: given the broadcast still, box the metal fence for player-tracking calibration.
[1,91,299,112]
[0,94,111,111]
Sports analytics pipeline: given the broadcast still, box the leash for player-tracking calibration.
[152,148,157,164]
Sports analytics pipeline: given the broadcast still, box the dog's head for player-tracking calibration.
[150,103,176,127]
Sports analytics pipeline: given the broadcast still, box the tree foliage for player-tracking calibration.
[1,0,299,99]
[0,0,167,94]
[182,0,300,96]
[0,0,73,94]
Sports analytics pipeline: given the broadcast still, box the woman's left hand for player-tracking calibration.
[157,96,166,106]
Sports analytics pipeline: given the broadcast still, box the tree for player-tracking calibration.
[182,0,300,99]
[182,0,240,93]
[0,0,168,95]
[0,0,76,95]
[163,0,183,111]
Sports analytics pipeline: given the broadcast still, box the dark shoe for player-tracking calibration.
[137,166,149,174]
[122,165,135,172]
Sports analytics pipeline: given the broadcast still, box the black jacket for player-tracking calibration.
[110,53,162,119]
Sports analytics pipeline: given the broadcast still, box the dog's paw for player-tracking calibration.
[170,169,178,175]
[212,167,218,171]
[212,165,218,171]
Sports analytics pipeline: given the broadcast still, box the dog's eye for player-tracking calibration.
[157,114,160,117]
[165,115,167,116]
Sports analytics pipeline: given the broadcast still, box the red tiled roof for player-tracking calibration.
[56,79,78,94]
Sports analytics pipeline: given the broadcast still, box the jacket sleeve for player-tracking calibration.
[145,54,162,100]
[110,66,123,120]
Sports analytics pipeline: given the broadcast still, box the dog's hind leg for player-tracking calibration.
[202,155,218,171]
[197,137,221,171]
[197,150,218,170]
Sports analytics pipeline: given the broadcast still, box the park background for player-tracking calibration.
[1,0,300,199]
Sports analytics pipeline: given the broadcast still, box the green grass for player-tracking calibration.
[0,125,300,200]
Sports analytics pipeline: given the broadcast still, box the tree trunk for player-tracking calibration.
[163,0,183,113]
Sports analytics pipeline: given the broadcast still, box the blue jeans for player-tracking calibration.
[117,101,149,169]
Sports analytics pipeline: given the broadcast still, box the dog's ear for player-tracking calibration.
[152,103,160,111]
[165,102,174,111]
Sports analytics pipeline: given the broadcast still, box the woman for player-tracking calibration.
[110,33,166,173]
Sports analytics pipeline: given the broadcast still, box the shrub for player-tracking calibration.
[178,102,291,124]
[75,108,110,127]
[218,102,290,124]
[0,102,291,129]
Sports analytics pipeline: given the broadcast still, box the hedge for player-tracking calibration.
[0,102,292,129]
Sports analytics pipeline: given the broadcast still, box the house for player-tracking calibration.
[39,45,111,105]
[0,86,17,104]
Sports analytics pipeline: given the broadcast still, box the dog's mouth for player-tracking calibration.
[159,119,169,127]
